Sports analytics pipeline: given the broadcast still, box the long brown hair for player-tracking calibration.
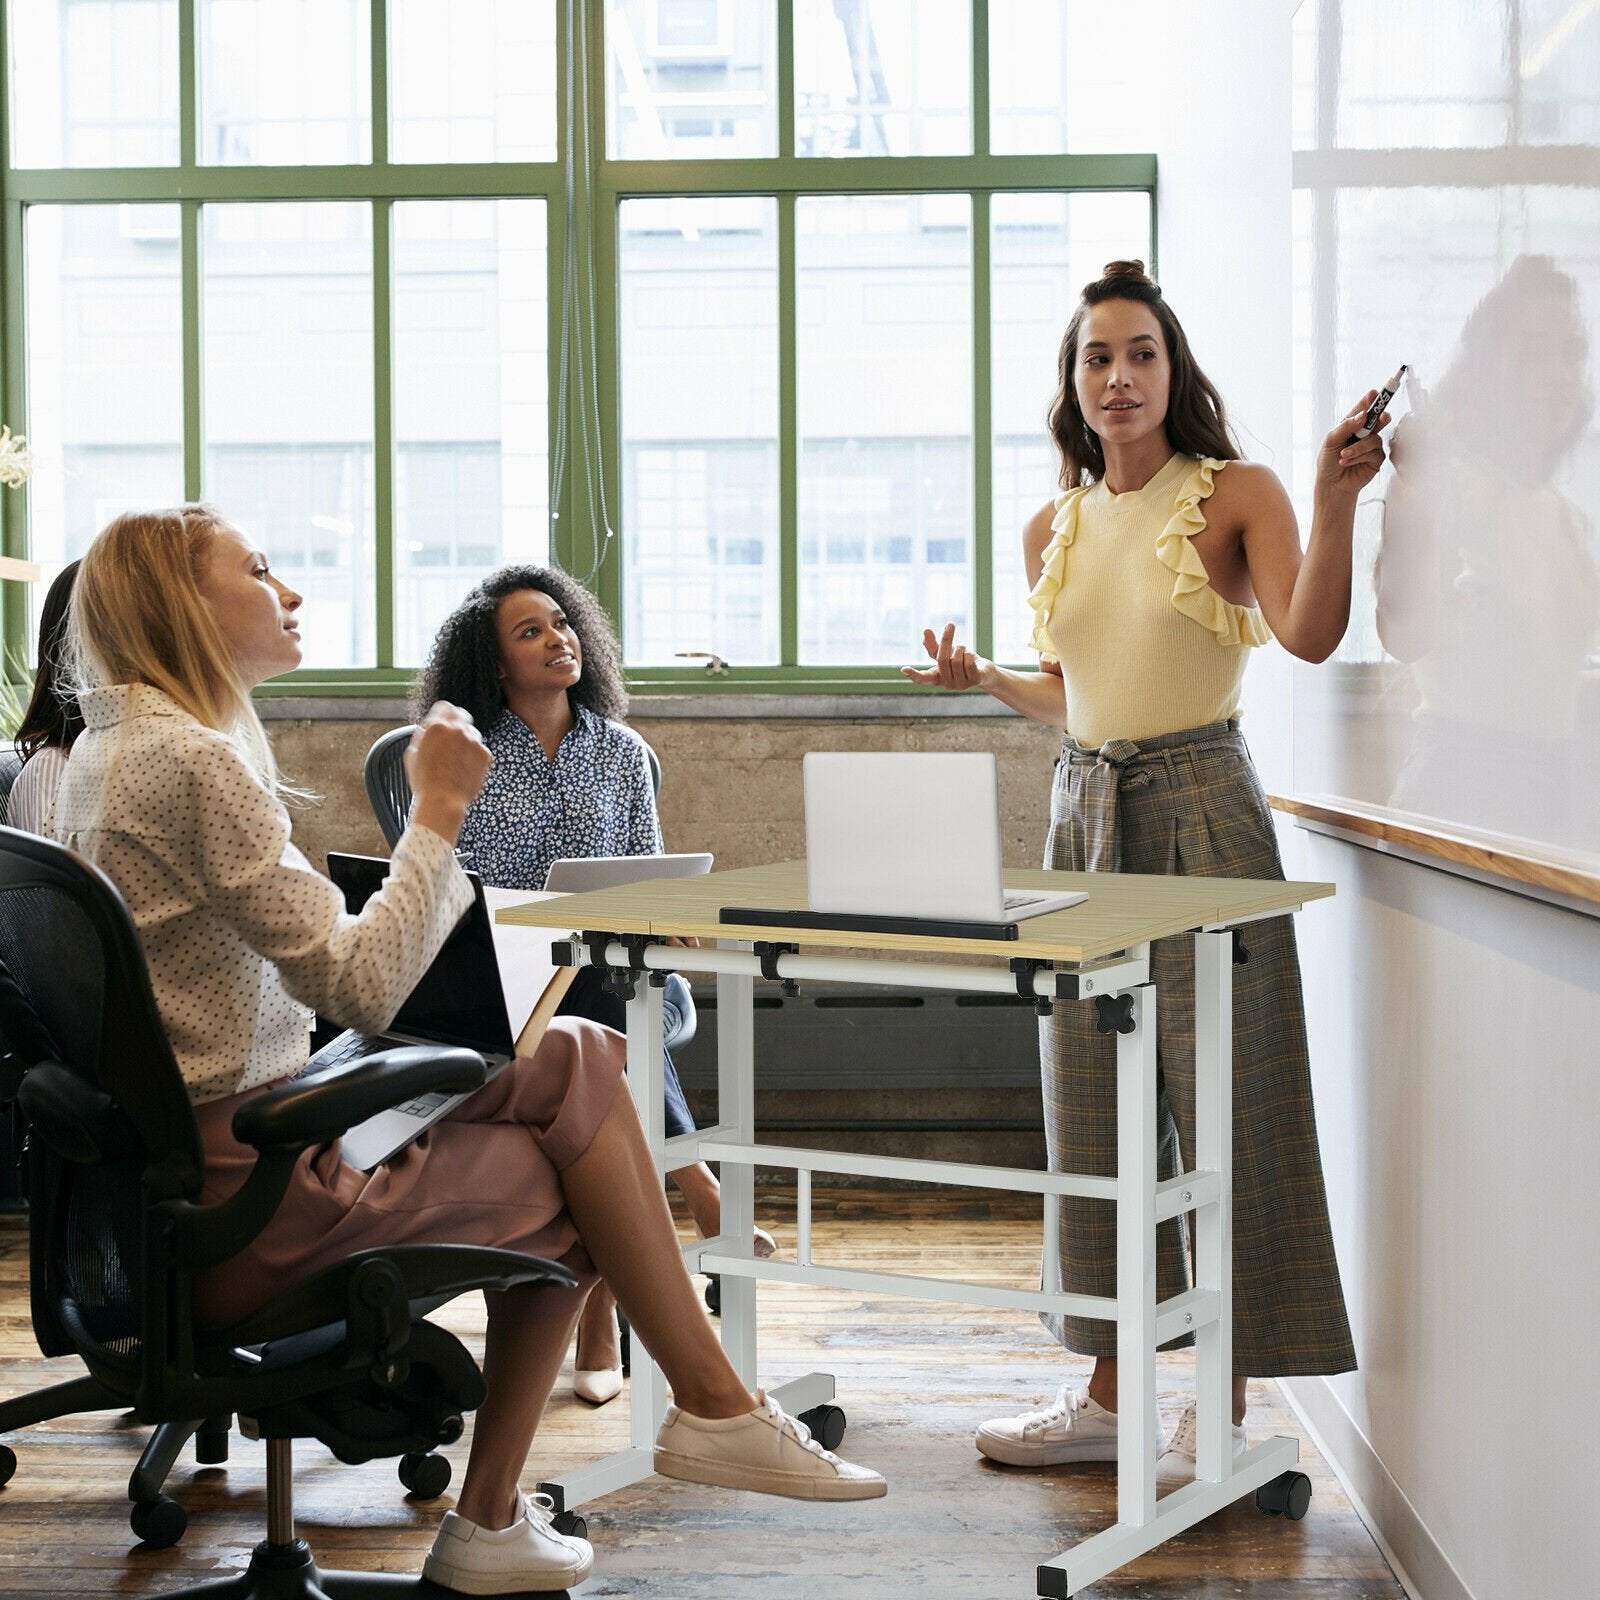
[15,560,84,759]
[1047,259,1239,489]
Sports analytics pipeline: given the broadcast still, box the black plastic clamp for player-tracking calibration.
[1232,928,1250,965]
[753,940,801,997]
[581,930,663,1003]
[1009,956,1056,1017]
[1094,992,1138,1036]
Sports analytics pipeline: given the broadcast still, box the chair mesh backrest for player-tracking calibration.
[0,880,143,1358]
[0,746,24,827]
[364,726,416,848]
[0,840,201,1372]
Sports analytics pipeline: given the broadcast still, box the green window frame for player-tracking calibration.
[0,0,1156,697]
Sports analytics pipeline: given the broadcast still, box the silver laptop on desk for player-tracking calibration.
[300,854,519,1171]
[543,852,712,892]
[804,752,1087,926]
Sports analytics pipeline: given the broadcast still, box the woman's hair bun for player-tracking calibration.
[1102,258,1153,284]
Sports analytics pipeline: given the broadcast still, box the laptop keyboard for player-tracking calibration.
[305,1033,452,1117]
[1003,892,1052,910]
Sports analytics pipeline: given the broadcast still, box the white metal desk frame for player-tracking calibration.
[512,892,1310,1597]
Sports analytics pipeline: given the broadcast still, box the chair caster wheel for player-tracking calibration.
[0,1444,15,1488]
[704,1275,721,1315]
[798,1404,846,1451]
[130,1494,188,1548]
[617,1310,631,1376]
[1255,1470,1311,1520]
[551,1510,588,1539]
[398,1450,452,1499]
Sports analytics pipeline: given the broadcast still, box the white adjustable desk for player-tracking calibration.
[496,860,1334,1596]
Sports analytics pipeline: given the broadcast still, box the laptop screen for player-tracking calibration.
[326,853,515,1057]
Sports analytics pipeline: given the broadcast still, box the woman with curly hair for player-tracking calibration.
[416,565,774,1407]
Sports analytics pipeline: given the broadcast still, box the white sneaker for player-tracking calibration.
[1154,1404,1248,1487]
[654,1389,887,1502]
[975,1384,1167,1467]
[422,1492,594,1594]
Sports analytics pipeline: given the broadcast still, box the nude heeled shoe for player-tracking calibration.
[573,1305,625,1406]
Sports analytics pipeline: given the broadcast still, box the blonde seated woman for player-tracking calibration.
[53,506,885,1597]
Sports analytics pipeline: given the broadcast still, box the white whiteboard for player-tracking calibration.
[1290,0,1600,872]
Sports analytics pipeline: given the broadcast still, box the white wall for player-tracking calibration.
[1133,6,1600,1597]
[1275,4,1600,1597]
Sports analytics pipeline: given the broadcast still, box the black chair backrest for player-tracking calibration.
[364,725,416,850]
[364,722,662,852]
[0,745,25,828]
[0,827,204,1372]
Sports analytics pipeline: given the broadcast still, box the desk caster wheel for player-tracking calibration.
[399,1450,452,1499]
[1256,1470,1311,1520]
[798,1404,846,1451]
[131,1494,188,1548]
[704,1274,721,1315]
[551,1510,587,1540]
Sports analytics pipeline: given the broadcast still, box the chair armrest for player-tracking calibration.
[232,1045,488,1152]
[215,1244,579,1347]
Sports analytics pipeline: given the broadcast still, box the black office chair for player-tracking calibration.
[0,826,576,1594]
[364,724,662,850]
[0,744,24,828]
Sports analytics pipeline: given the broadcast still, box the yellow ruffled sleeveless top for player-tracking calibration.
[1027,453,1272,747]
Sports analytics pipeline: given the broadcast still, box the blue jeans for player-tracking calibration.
[556,966,697,1139]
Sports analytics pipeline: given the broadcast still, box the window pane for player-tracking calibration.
[199,0,370,165]
[607,0,776,159]
[9,0,180,168]
[990,191,1150,659]
[203,203,374,669]
[392,200,549,666]
[989,1,1150,156]
[390,0,557,163]
[619,197,779,666]
[795,0,969,157]
[23,204,184,637]
[797,195,971,664]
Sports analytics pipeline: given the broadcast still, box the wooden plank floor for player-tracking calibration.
[0,1192,1403,1600]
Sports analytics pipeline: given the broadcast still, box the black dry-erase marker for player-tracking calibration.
[1345,364,1407,444]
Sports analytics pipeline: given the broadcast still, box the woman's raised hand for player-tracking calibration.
[406,701,493,844]
[1317,390,1390,499]
[901,622,992,692]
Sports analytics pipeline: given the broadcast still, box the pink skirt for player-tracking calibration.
[193,1017,626,1329]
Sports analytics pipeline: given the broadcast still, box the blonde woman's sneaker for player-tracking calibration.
[1154,1404,1247,1488]
[422,1492,593,1595]
[654,1389,887,1501]
[976,1384,1167,1467]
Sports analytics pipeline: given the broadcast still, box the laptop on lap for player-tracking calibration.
[300,854,551,1170]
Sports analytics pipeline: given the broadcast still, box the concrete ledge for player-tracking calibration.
[259,692,1018,722]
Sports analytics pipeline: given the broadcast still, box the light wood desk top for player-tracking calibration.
[494,860,1334,964]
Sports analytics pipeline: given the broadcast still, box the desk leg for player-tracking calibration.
[1193,929,1233,1483]
[716,943,758,1386]
[626,980,670,1453]
[1115,982,1159,1532]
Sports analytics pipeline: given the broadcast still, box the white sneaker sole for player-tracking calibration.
[421,1548,593,1595]
[974,1428,1168,1468]
[654,1446,887,1501]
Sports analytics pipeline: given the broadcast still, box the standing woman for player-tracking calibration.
[416,566,774,1407]
[905,261,1374,1484]
[54,508,884,1595]
[7,560,83,834]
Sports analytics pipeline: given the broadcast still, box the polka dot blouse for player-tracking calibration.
[455,704,661,892]
[52,684,473,1105]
